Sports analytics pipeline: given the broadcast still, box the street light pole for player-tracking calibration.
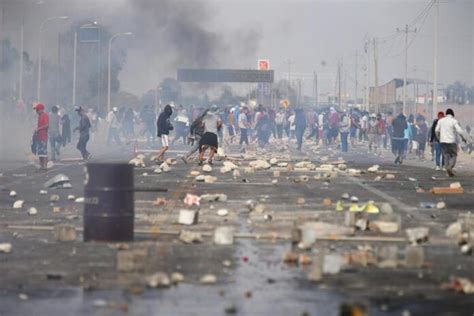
[36,16,68,102]
[107,32,132,114]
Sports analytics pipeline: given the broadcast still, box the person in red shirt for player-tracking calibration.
[34,103,49,170]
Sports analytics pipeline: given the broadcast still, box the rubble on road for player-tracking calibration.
[53,225,77,242]
[190,171,200,177]
[214,227,234,245]
[297,222,354,248]
[202,164,213,173]
[183,193,200,206]
[9,190,16,197]
[200,193,227,202]
[147,272,171,288]
[217,209,229,216]
[171,272,184,284]
[0,243,12,253]
[27,207,38,215]
[404,245,424,268]
[178,210,198,225]
[129,157,146,168]
[249,159,271,170]
[441,277,474,294]
[179,230,203,244]
[160,162,171,173]
[406,227,429,244]
[200,274,217,284]
[368,165,379,173]
[49,194,60,202]
[13,200,24,209]
[75,197,84,203]
[117,249,148,272]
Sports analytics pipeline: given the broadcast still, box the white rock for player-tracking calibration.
[269,158,279,165]
[204,176,218,183]
[272,179,278,185]
[450,182,462,189]
[217,209,229,216]
[202,164,213,173]
[214,226,234,245]
[178,210,198,225]
[147,272,171,288]
[338,164,347,171]
[223,161,238,170]
[171,272,184,284]
[9,191,16,197]
[39,190,48,195]
[446,222,462,239]
[67,195,75,201]
[13,200,24,209]
[160,162,171,173]
[368,165,379,173]
[436,201,446,210]
[200,194,227,202]
[18,293,28,300]
[200,274,217,284]
[249,159,271,170]
[406,227,429,244]
[27,207,38,215]
[195,175,206,182]
[0,243,12,253]
[153,168,163,174]
[232,169,241,178]
[75,197,84,203]
[50,195,60,202]
[179,230,202,243]
[277,162,288,167]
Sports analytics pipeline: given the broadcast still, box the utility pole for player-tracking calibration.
[286,59,293,101]
[313,71,318,107]
[354,51,358,107]
[372,38,379,87]
[364,39,370,111]
[397,24,417,115]
[338,61,342,109]
[19,21,24,102]
[432,0,439,120]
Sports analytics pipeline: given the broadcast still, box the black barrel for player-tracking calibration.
[83,162,134,242]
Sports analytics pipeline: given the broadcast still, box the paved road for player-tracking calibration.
[0,138,473,316]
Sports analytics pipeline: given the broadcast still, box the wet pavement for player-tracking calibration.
[0,139,473,315]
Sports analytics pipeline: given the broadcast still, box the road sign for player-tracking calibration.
[177,69,274,83]
[258,59,270,70]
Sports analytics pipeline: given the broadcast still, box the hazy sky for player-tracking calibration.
[1,0,472,98]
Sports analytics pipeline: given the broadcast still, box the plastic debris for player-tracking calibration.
[44,174,71,188]
[183,193,201,206]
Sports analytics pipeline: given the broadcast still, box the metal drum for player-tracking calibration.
[83,162,134,242]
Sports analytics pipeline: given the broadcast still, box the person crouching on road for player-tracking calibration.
[34,103,49,170]
[181,109,208,164]
[435,108,471,177]
[74,106,92,161]
[198,105,222,165]
[156,104,174,163]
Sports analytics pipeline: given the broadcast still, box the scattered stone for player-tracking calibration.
[18,293,28,300]
[380,203,394,214]
[461,244,472,255]
[171,272,184,284]
[338,164,347,171]
[147,272,171,288]
[385,174,396,180]
[408,177,417,182]
[39,190,48,195]
[232,169,241,178]
[183,193,200,206]
[323,198,332,206]
[282,251,299,264]
[160,162,171,173]
[405,245,424,268]
[370,220,399,233]
[13,200,25,209]
[165,157,176,165]
[297,197,305,205]
[441,276,474,294]
[323,253,345,275]
[446,222,462,239]
[368,165,379,173]
[436,201,446,209]
[75,197,84,203]
[200,193,228,202]
[374,176,382,182]
[222,260,232,267]
[27,207,38,215]
[406,227,429,244]
[272,179,278,185]
[217,209,229,217]
[152,198,168,206]
[270,158,279,165]
[201,164,212,173]
[249,159,271,170]
[355,218,368,231]
[0,243,12,253]
[273,170,281,178]
[341,193,350,200]
[214,227,234,245]
[200,274,217,284]
[53,225,76,242]
[9,190,17,197]
[179,230,203,244]
[153,168,162,174]
[254,204,266,214]
[277,162,288,167]
[190,171,200,177]
[347,169,362,176]
[178,210,198,225]
[450,182,462,189]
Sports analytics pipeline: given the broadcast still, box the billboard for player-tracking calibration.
[177,69,274,83]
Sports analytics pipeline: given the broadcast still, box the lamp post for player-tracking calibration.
[72,21,98,106]
[36,15,68,102]
[107,32,132,114]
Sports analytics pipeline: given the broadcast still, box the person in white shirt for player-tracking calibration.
[239,107,251,147]
[275,109,285,139]
[288,112,296,139]
[106,107,121,146]
[198,105,222,165]
[435,108,470,177]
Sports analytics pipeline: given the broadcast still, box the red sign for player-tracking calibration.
[258,59,270,70]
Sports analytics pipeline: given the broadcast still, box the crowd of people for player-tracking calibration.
[29,100,472,177]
